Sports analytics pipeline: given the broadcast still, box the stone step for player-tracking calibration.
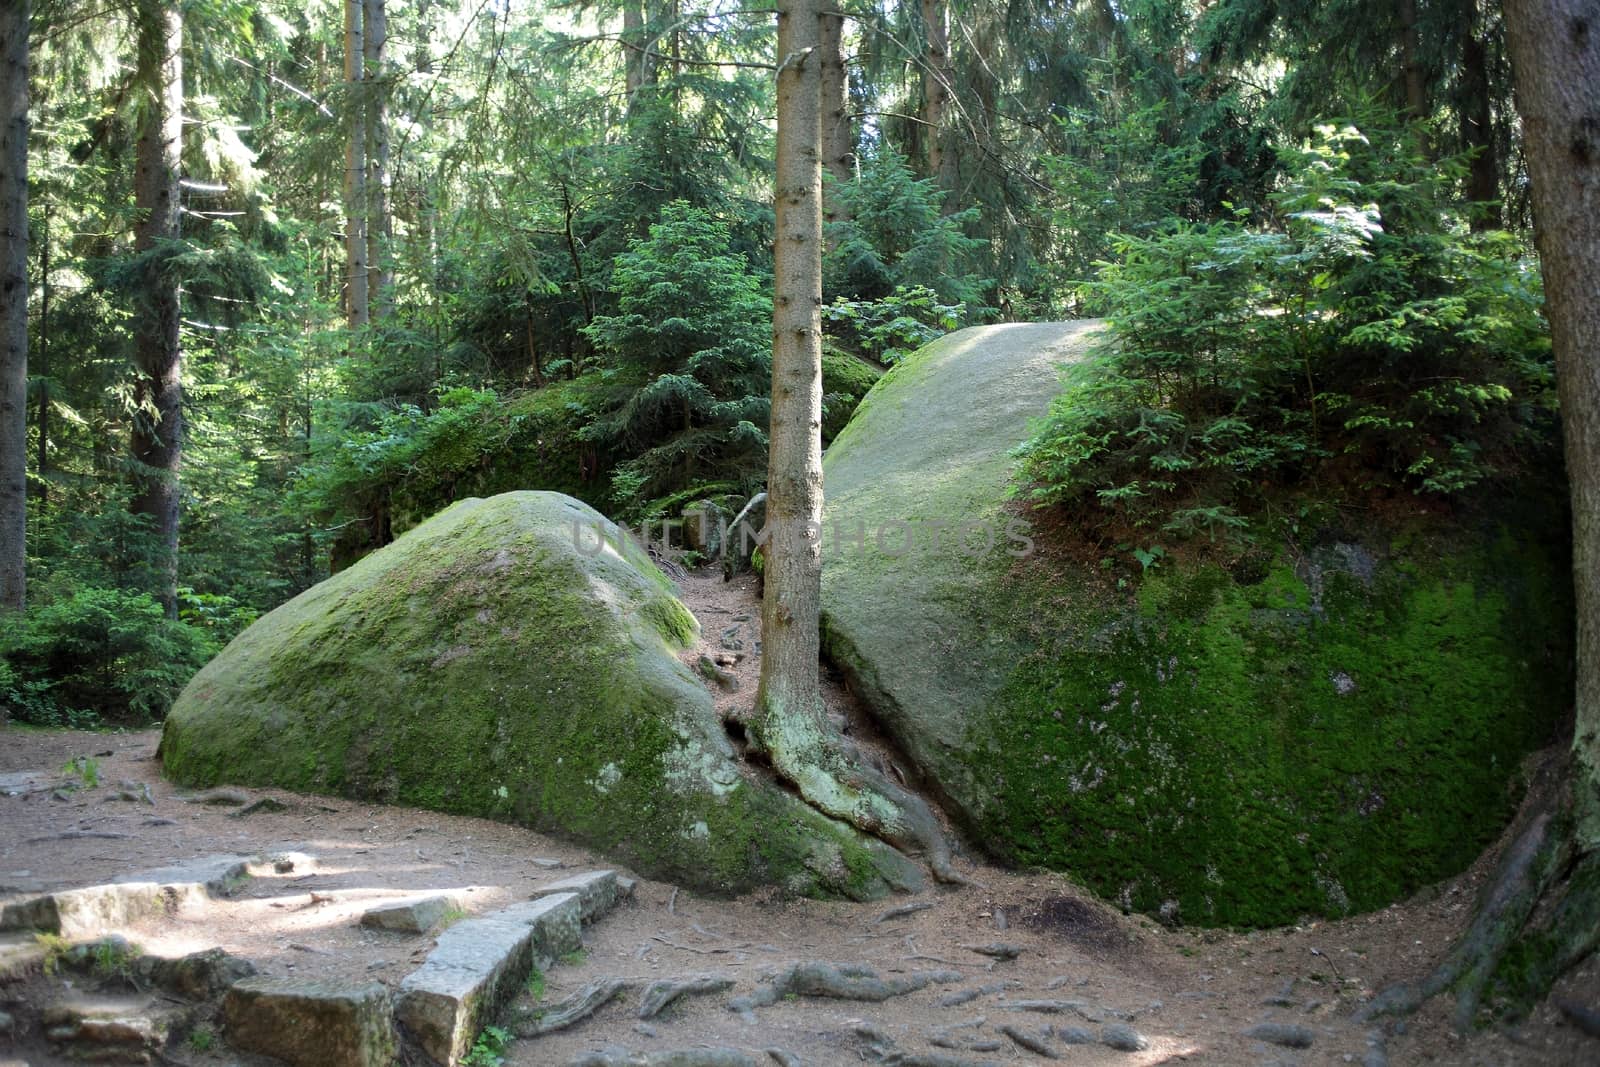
[224,977,394,1067]
[41,992,192,1065]
[0,932,46,981]
[0,852,313,939]
[397,891,582,1066]
[360,893,464,935]
[532,869,628,924]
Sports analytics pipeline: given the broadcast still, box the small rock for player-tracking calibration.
[964,942,1022,961]
[696,654,740,691]
[137,947,257,999]
[360,895,459,935]
[531,857,565,869]
[1101,1023,1149,1052]
[1056,1026,1095,1044]
[1245,1022,1316,1049]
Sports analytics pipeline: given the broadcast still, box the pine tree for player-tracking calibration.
[0,0,28,611]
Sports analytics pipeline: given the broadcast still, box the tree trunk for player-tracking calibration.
[36,202,48,508]
[344,0,368,329]
[0,0,27,611]
[364,0,392,319]
[131,0,183,615]
[1460,0,1501,229]
[820,10,853,229]
[1506,0,1600,845]
[760,0,827,759]
[623,0,646,103]
[1398,0,1428,119]
[754,0,963,886]
[920,0,952,187]
[1360,0,1600,1024]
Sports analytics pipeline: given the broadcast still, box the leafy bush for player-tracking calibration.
[1016,122,1555,541]
[582,202,772,509]
[825,145,986,308]
[824,286,963,366]
[1,586,220,726]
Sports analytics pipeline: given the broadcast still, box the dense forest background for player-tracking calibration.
[0,0,1558,727]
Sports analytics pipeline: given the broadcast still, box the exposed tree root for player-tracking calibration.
[727,961,961,1014]
[1358,753,1600,1030]
[636,973,736,1019]
[748,707,969,885]
[570,1049,762,1067]
[512,977,634,1036]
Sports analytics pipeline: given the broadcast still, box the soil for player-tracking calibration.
[2,569,1597,1066]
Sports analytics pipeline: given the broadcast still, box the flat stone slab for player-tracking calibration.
[360,894,462,935]
[42,993,185,1062]
[1,855,251,937]
[0,933,47,980]
[397,892,581,1066]
[532,869,625,923]
[224,977,394,1067]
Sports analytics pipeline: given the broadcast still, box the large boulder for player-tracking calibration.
[162,492,919,899]
[821,322,1571,926]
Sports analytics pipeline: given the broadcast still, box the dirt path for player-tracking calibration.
[1,569,1597,1066]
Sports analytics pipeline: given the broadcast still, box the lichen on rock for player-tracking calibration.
[821,321,1572,926]
[162,491,918,899]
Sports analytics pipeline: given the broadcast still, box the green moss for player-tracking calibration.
[822,352,884,442]
[162,492,908,900]
[820,321,1573,928]
[965,524,1571,927]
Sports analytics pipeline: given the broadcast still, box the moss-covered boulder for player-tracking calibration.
[162,492,920,899]
[821,322,1571,926]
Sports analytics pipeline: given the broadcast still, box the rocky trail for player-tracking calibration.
[1,569,1597,1067]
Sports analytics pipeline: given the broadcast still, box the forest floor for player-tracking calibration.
[1,569,1597,1066]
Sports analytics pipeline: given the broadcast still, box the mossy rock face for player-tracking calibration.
[163,492,920,900]
[821,322,1571,927]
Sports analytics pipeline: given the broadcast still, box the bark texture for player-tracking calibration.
[1460,0,1502,228]
[363,0,392,320]
[920,0,952,186]
[759,0,827,751]
[344,0,368,328]
[754,0,961,883]
[0,0,27,611]
[132,0,183,614]
[1506,0,1600,844]
[819,11,853,227]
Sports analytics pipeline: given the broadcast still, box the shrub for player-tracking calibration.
[1015,121,1555,541]
[0,587,220,726]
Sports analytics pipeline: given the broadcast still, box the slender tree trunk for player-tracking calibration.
[344,0,368,328]
[364,0,392,319]
[0,0,28,611]
[1460,0,1502,229]
[1398,0,1428,119]
[820,10,853,230]
[36,200,47,507]
[760,0,827,751]
[1506,0,1600,845]
[754,0,963,886]
[131,0,183,615]
[920,0,951,186]
[622,0,646,104]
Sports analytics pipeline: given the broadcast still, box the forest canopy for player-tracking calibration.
[0,0,1553,725]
